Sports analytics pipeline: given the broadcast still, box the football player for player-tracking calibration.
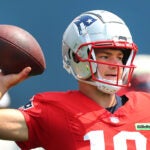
[0,10,149,150]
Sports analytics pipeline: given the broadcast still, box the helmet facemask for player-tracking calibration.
[72,41,137,94]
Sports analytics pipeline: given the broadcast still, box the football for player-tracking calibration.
[0,24,46,76]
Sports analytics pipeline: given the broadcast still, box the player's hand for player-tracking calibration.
[0,67,32,98]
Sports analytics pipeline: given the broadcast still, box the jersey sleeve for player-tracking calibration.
[16,94,49,149]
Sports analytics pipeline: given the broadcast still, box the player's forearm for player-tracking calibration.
[0,109,28,141]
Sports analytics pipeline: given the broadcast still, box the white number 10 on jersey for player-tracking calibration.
[84,130,146,150]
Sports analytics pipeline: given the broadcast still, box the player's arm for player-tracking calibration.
[0,108,28,141]
[0,67,31,140]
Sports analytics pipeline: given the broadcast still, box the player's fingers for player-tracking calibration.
[0,67,32,99]
[4,67,32,89]
[19,67,32,79]
[12,67,32,85]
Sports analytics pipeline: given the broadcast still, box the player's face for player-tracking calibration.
[94,49,124,81]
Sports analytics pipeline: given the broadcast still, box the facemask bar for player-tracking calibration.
[76,40,137,87]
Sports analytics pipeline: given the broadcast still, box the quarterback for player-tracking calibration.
[0,10,150,150]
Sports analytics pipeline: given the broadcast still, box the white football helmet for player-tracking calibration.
[62,10,138,94]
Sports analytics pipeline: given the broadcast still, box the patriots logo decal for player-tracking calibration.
[74,15,97,35]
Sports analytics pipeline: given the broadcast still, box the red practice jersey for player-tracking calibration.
[17,90,150,150]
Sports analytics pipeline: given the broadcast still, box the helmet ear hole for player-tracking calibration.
[68,49,71,59]
[68,48,80,63]
[72,52,80,63]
